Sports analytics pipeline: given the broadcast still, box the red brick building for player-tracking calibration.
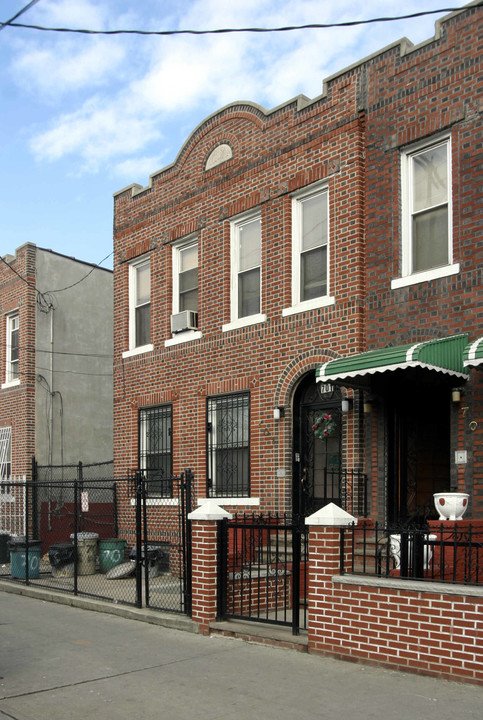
[113,3,482,526]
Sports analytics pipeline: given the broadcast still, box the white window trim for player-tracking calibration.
[130,497,179,507]
[197,497,260,507]
[394,135,454,286]
[4,313,19,387]
[229,210,262,325]
[122,344,154,359]
[171,236,198,316]
[165,331,202,347]
[283,183,333,316]
[127,256,150,352]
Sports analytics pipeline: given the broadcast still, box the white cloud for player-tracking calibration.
[24,0,467,176]
[13,38,125,97]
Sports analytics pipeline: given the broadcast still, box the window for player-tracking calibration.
[294,187,329,304]
[231,214,261,321]
[139,406,172,496]
[5,314,19,384]
[207,393,250,497]
[173,240,198,314]
[129,258,151,351]
[282,185,334,317]
[0,427,12,483]
[395,137,456,287]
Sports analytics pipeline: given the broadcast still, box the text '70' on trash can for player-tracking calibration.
[70,532,99,575]
[8,538,42,579]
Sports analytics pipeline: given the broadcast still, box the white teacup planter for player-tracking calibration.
[433,492,469,521]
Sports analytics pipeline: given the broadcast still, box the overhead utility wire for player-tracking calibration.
[0,0,41,32]
[1,7,480,35]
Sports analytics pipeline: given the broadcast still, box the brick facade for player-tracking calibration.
[113,4,482,525]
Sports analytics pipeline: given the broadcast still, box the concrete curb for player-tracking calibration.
[0,579,198,634]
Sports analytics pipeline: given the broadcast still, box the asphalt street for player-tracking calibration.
[0,591,481,720]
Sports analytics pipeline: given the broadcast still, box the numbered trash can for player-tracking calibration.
[99,538,126,573]
[48,542,76,577]
[70,532,98,575]
[8,538,41,579]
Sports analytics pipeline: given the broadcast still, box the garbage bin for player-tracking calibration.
[70,532,98,575]
[129,543,169,577]
[48,542,76,577]
[8,538,42,579]
[99,538,126,573]
[0,533,10,563]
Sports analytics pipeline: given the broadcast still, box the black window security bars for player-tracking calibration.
[207,393,249,497]
[343,522,483,586]
[139,405,172,497]
[218,512,309,634]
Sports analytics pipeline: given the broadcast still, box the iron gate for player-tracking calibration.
[135,469,194,614]
[218,512,309,634]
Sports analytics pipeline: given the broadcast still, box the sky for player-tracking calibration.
[0,0,471,270]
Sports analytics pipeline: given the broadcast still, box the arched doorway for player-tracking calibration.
[292,373,342,517]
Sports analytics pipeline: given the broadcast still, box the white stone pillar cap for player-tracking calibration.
[188,499,233,521]
[305,502,358,527]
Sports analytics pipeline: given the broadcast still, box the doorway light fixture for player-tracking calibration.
[341,399,353,413]
[273,406,285,420]
[452,388,461,403]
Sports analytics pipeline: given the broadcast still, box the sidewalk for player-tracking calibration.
[1,588,481,720]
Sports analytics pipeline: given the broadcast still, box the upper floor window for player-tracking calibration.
[173,240,198,314]
[281,184,335,318]
[139,405,172,497]
[231,213,261,321]
[207,392,250,498]
[5,314,19,384]
[294,187,329,303]
[394,137,457,288]
[129,257,151,351]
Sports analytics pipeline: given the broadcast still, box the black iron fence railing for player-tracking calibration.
[218,512,309,635]
[342,522,483,586]
[339,469,368,517]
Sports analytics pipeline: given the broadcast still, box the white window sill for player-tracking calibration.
[197,497,260,507]
[165,331,202,347]
[282,296,335,317]
[391,263,459,290]
[122,344,154,359]
[222,314,266,333]
[130,497,178,507]
[1,379,20,390]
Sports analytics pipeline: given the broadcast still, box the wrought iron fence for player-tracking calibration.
[218,512,309,634]
[343,522,483,586]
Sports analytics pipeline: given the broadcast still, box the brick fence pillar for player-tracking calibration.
[305,503,357,654]
[188,500,232,636]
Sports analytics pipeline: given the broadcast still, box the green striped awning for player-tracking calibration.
[317,335,469,384]
[463,337,483,369]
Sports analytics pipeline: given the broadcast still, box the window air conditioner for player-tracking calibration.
[170,310,198,333]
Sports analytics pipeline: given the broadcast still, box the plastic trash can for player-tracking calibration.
[8,538,41,579]
[0,533,10,563]
[99,538,126,573]
[70,532,98,575]
[48,542,76,577]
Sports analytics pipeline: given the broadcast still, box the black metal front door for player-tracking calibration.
[293,375,342,517]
